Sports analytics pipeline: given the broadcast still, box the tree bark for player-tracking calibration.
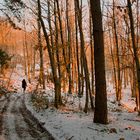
[90,0,108,124]
[112,0,122,102]
[38,8,45,89]
[38,0,61,108]
[127,0,140,113]
[75,0,94,111]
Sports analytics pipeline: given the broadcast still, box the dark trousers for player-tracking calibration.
[23,87,26,92]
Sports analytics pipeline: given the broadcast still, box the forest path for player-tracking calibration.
[0,93,54,140]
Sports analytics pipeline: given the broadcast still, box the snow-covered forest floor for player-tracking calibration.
[0,66,140,140]
[24,88,140,140]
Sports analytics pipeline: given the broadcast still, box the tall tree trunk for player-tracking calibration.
[74,4,81,96]
[53,0,62,104]
[24,22,31,83]
[127,0,140,113]
[55,0,69,91]
[38,8,45,89]
[108,26,117,97]
[123,11,137,98]
[38,0,60,108]
[23,42,27,76]
[32,47,36,78]
[75,0,94,112]
[66,0,72,94]
[112,0,121,103]
[88,0,94,96]
[55,0,66,65]
[90,0,108,124]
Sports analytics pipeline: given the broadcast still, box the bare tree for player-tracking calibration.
[127,0,140,114]
[90,0,108,124]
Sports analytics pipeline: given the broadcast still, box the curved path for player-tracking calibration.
[0,94,54,140]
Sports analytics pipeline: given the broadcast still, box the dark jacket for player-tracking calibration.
[22,79,27,88]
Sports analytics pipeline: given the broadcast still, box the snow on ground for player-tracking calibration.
[1,66,140,140]
[25,86,140,140]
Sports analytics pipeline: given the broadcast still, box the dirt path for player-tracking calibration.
[0,94,54,140]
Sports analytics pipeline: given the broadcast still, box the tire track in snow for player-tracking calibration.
[2,96,20,140]
[0,93,54,140]
[0,95,10,138]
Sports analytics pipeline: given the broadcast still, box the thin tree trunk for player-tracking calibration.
[38,0,60,108]
[53,0,62,104]
[75,0,94,111]
[108,27,117,97]
[24,22,31,83]
[55,0,69,90]
[38,6,45,89]
[66,0,72,94]
[113,0,121,103]
[23,42,27,76]
[74,5,81,96]
[32,47,36,78]
[88,1,94,95]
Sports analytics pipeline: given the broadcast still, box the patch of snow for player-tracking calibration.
[25,87,140,140]
[4,64,140,140]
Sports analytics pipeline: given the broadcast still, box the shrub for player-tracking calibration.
[0,49,11,73]
[31,93,49,112]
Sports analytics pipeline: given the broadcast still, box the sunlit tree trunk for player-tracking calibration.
[75,0,94,112]
[32,47,36,78]
[127,0,140,114]
[37,6,45,89]
[74,3,81,95]
[55,0,68,92]
[112,0,122,103]
[108,26,117,96]
[23,27,31,83]
[23,42,27,76]
[66,0,72,94]
[88,0,94,96]
[38,0,61,108]
[123,11,137,98]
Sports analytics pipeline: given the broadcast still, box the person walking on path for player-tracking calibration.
[22,79,27,93]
